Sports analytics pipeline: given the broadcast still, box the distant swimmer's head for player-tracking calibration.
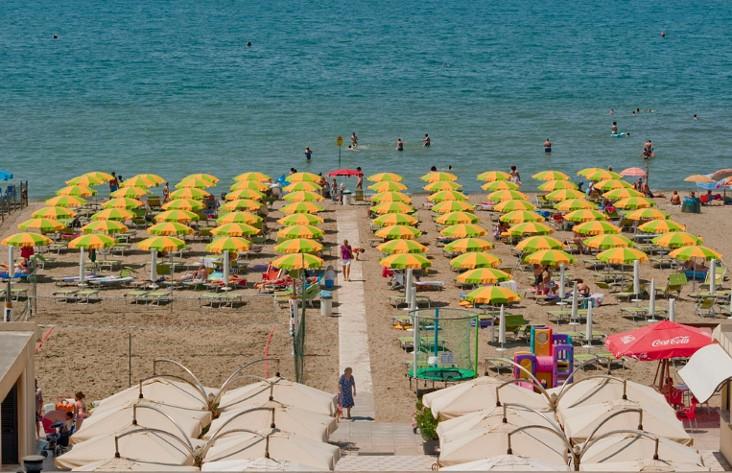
[52,33,58,40]
[246,41,252,47]
[430,166,437,172]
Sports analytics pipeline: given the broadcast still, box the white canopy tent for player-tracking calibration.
[678,343,732,403]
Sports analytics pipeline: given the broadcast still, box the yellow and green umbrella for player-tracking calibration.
[283,181,321,193]
[66,172,112,186]
[45,195,86,208]
[230,180,269,192]
[277,213,323,226]
[371,191,412,204]
[373,213,419,227]
[538,180,577,192]
[515,235,563,253]
[637,219,685,233]
[137,236,186,252]
[614,197,654,210]
[81,220,129,235]
[273,252,324,271]
[207,236,251,254]
[226,189,265,201]
[602,188,644,201]
[379,253,431,270]
[169,187,210,200]
[183,173,219,184]
[283,190,324,202]
[486,189,528,202]
[651,232,702,249]
[476,170,510,182]
[378,239,427,255]
[162,198,205,211]
[544,189,585,202]
[435,211,478,225]
[370,202,414,215]
[578,168,621,181]
[594,179,632,191]
[464,286,520,305]
[481,180,519,191]
[287,172,321,183]
[428,190,468,203]
[444,238,493,253]
[135,173,166,185]
[421,171,458,183]
[235,171,271,182]
[18,218,64,233]
[274,238,323,254]
[154,209,199,223]
[91,208,134,221]
[499,210,544,224]
[280,201,324,214]
[175,176,214,189]
[669,245,722,262]
[276,224,323,240]
[218,211,263,225]
[213,222,261,237]
[111,187,148,198]
[563,209,607,223]
[577,168,609,179]
[494,200,535,213]
[554,199,594,211]
[221,199,263,212]
[147,222,194,236]
[431,200,475,213]
[424,181,461,192]
[624,208,667,221]
[450,252,501,270]
[56,185,95,197]
[597,247,649,264]
[583,234,634,250]
[375,224,422,240]
[69,233,116,250]
[532,170,570,181]
[524,249,574,266]
[32,206,76,219]
[369,181,408,192]
[572,221,621,236]
[505,222,553,236]
[441,223,487,238]
[1,232,52,248]
[368,172,403,183]
[102,197,144,209]
[121,175,157,188]
[457,267,511,285]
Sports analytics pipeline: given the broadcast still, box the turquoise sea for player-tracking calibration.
[2,0,732,197]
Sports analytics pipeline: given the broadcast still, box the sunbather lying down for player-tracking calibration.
[179,264,208,282]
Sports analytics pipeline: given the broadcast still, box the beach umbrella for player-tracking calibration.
[181,173,218,185]
[226,189,265,201]
[91,208,134,221]
[370,201,414,214]
[134,173,166,185]
[669,245,722,261]
[207,236,253,254]
[371,191,412,204]
[162,198,205,211]
[277,213,323,226]
[515,235,563,253]
[442,455,568,472]
[421,171,457,182]
[544,189,586,201]
[18,218,64,233]
[450,252,501,270]
[221,199,263,212]
[66,172,112,186]
[287,172,320,183]
[276,224,322,240]
[597,247,648,264]
[110,187,149,199]
[379,253,430,269]
[684,174,715,183]
[431,200,475,213]
[554,199,594,211]
[486,190,528,202]
[280,201,324,214]
[620,167,647,178]
[464,286,520,305]
[274,238,323,254]
[427,190,468,203]
[538,180,577,192]
[614,196,654,210]
[213,223,261,237]
[32,206,76,220]
[580,169,622,181]
[435,211,478,225]
[75,458,198,472]
[68,234,116,283]
[444,237,493,253]
[477,170,511,182]
[623,208,667,221]
[637,219,685,233]
[606,320,712,361]
[524,249,574,266]
[367,172,403,182]
[594,179,632,191]
[602,188,644,201]
[441,223,488,238]
[56,185,95,197]
[283,181,321,193]
[138,236,186,282]
[505,222,553,237]
[375,224,422,240]
[102,197,144,209]
[372,212,419,227]
[218,211,263,225]
[481,180,520,191]
[369,181,408,192]
[377,239,427,255]
[230,180,269,192]
[424,181,461,192]
[494,199,535,212]
[155,209,199,223]
[583,234,634,250]
[235,171,271,182]
[272,253,324,270]
[563,209,606,223]
[572,221,621,236]
[651,232,702,249]
[552,378,669,413]
[45,195,86,208]
[174,177,213,189]
[120,175,157,188]
[499,210,544,224]
[282,190,323,203]
[2,232,52,248]
[532,170,570,181]
[457,267,511,285]
[169,187,211,200]
[147,222,194,236]
[580,436,707,471]
[81,220,128,235]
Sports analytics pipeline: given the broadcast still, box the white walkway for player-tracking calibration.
[336,209,375,420]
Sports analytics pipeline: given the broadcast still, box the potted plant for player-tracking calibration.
[414,400,439,455]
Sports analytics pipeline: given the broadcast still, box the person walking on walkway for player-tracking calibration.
[340,240,353,282]
[338,367,356,420]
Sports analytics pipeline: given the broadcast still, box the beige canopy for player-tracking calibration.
[580,433,705,468]
[95,378,216,413]
[441,455,570,471]
[202,458,323,471]
[73,458,200,471]
[218,377,337,416]
[549,378,667,415]
[581,459,710,471]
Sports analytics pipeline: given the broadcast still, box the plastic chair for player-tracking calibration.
[676,397,698,428]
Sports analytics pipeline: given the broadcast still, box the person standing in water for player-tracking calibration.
[396,138,404,151]
[304,146,313,161]
[611,122,618,134]
[422,133,431,147]
[544,138,552,153]
[350,132,358,150]
[642,139,655,159]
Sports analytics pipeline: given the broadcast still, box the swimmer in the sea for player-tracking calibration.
[611,122,618,134]
[396,138,404,151]
[642,139,655,159]
[693,114,699,120]
[422,133,431,147]
[304,146,312,161]
[53,34,58,40]
[544,138,552,153]
[246,41,252,47]
[351,132,358,149]
[430,166,437,172]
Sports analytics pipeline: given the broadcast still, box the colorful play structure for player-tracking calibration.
[514,325,574,389]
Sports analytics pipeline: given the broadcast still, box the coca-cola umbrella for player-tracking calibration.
[327,169,363,177]
[605,320,713,389]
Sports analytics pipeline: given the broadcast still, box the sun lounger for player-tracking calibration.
[201,292,245,308]
[146,289,173,305]
[414,281,445,292]
[124,290,150,303]
[88,276,136,288]
[74,288,100,304]
[52,289,78,302]
[0,287,29,301]
[389,295,432,308]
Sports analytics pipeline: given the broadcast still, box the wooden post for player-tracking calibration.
[128,333,132,387]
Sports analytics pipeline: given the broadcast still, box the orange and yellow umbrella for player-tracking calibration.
[428,190,468,203]
[111,187,149,198]
[457,267,511,285]
[102,197,144,210]
[572,221,621,236]
[280,201,324,214]
[373,213,419,227]
[230,180,269,192]
[283,181,321,193]
[154,209,199,223]
[637,219,685,233]
[544,189,585,202]
[121,175,158,188]
[464,286,520,305]
[583,234,634,250]
[169,187,211,200]
[218,211,263,225]
[370,202,414,215]
[277,213,323,226]
[175,176,215,189]
[183,173,218,184]
[431,200,475,213]
[504,222,553,236]
[147,222,194,236]
[370,181,408,192]
[435,211,478,225]
[56,185,95,197]
[486,190,528,202]
[69,233,116,250]
[377,239,427,255]
[515,236,563,253]
[276,224,323,240]
[494,200,535,213]
[18,218,64,233]
[32,206,76,219]
[287,172,320,183]
[597,247,649,264]
[274,238,323,254]
[563,209,607,223]
[137,236,186,252]
[379,253,431,269]
[421,171,458,183]
[532,170,570,181]
[221,199,263,212]
[368,172,403,183]
[207,236,251,254]
[91,208,134,221]
[476,170,510,182]
[424,181,461,192]
[441,224,488,238]
[450,252,501,270]
[375,224,422,240]
[624,208,667,221]
[213,223,261,237]
[669,245,722,261]
[614,197,654,210]
[444,238,493,253]
[371,191,412,204]
[1,232,52,248]
[235,171,271,182]
[66,172,112,186]
[578,168,621,181]
[45,195,86,208]
[81,220,129,235]
[538,180,577,192]
[594,179,632,191]
[481,180,519,191]
[523,249,574,266]
[273,252,324,270]
[603,188,644,201]
[554,199,594,211]
[226,189,265,201]
[283,190,324,203]
[499,210,544,224]
[162,199,205,211]
[651,232,702,249]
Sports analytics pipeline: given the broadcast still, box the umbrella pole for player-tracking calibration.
[223,250,230,289]
[583,299,593,348]
[150,249,157,283]
[558,263,566,301]
[4,246,12,322]
[632,259,640,302]
[497,305,506,351]
[710,258,717,296]
[647,279,657,322]
[569,284,578,326]
[79,247,85,284]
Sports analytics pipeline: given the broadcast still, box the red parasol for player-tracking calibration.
[620,167,646,178]
[605,320,712,361]
[328,169,363,177]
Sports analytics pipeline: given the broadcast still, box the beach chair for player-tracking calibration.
[146,289,173,305]
[695,296,717,318]
[701,265,727,290]
[75,289,100,304]
[52,289,78,303]
[124,289,150,304]
[657,272,687,299]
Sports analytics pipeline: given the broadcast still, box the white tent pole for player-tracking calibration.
[150,249,157,282]
[632,259,640,301]
[668,298,676,322]
[405,268,413,304]
[223,250,230,288]
[497,304,506,352]
[79,247,85,284]
[709,259,717,296]
[559,263,566,300]
[583,299,593,348]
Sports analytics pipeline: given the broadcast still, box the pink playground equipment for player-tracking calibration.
[513,325,574,389]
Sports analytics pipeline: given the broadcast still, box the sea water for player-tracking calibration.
[2,0,732,197]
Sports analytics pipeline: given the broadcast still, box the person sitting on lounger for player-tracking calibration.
[180,264,209,282]
[576,279,591,298]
